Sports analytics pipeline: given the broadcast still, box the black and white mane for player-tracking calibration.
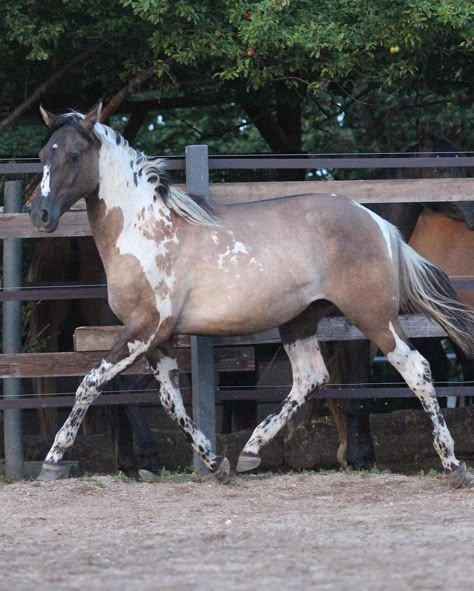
[50,112,218,226]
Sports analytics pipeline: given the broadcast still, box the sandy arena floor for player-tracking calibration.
[1,471,473,591]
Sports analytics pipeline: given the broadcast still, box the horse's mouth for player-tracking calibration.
[40,222,59,233]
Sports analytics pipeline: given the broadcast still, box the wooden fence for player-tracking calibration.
[1,153,474,474]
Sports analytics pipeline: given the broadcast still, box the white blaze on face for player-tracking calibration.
[41,164,51,197]
[353,201,393,259]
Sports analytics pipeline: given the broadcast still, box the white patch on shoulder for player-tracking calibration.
[353,201,393,259]
[41,164,51,197]
[52,143,58,149]
[96,138,178,325]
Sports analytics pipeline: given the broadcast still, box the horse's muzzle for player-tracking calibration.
[30,198,60,233]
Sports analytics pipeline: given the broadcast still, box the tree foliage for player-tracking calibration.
[121,0,474,93]
[1,0,474,159]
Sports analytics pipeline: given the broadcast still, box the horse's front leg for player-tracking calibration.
[147,344,230,483]
[38,330,151,481]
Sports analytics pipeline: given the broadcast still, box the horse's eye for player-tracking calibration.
[68,153,81,163]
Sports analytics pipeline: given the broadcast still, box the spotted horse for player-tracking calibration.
[30,103,474,488]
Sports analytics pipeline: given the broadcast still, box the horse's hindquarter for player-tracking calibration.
[176,193,396,335]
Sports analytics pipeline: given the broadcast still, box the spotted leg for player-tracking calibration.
[147,345,230,483]
[381,321,472,488]
[237,330,330,472]
[37,331,150,481]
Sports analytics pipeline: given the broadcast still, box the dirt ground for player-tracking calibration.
[0,471,473,591]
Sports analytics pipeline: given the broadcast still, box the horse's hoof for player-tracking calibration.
[448,462,474,489]
[37,462,72,482]
[236,451,261,473]
[213,456,231,484]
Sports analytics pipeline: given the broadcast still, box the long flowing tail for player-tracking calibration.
[395,232,474,358]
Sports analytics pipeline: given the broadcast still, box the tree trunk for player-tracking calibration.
[240,85,304,181]
[100,68,155,123]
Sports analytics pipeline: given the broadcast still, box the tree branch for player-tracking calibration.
[0,42,104,129]
[240,97,289,151]
[99,67,156,123]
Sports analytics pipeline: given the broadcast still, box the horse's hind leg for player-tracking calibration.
[327,400,349,469]
[361,318,472,488]
[147,344,230,483]
[237,304,330,472]
[38,330,151,481]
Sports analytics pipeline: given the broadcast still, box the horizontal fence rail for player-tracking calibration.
[71,315,448,351]
[2,155,474,174]
[0,347,255,379]
[2,178,474,241]
[0,386,470,411]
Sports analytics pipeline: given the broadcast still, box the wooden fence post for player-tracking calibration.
[185,145,217,475]
[2,180,24,479]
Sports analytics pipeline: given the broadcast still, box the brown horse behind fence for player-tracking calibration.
[410,212,474,308]
[29,103,474,488]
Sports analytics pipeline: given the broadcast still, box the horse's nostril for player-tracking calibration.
[40,209,49,224]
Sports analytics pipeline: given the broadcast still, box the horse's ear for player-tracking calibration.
[82,101,103,131]
[39,105,57,128]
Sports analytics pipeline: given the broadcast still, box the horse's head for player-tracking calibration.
[30,103,102,232]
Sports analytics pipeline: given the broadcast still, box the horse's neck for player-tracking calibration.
[97,144,144,213]
[85,193,116,264]
[85,178,176,270]
[94,142,170,223]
